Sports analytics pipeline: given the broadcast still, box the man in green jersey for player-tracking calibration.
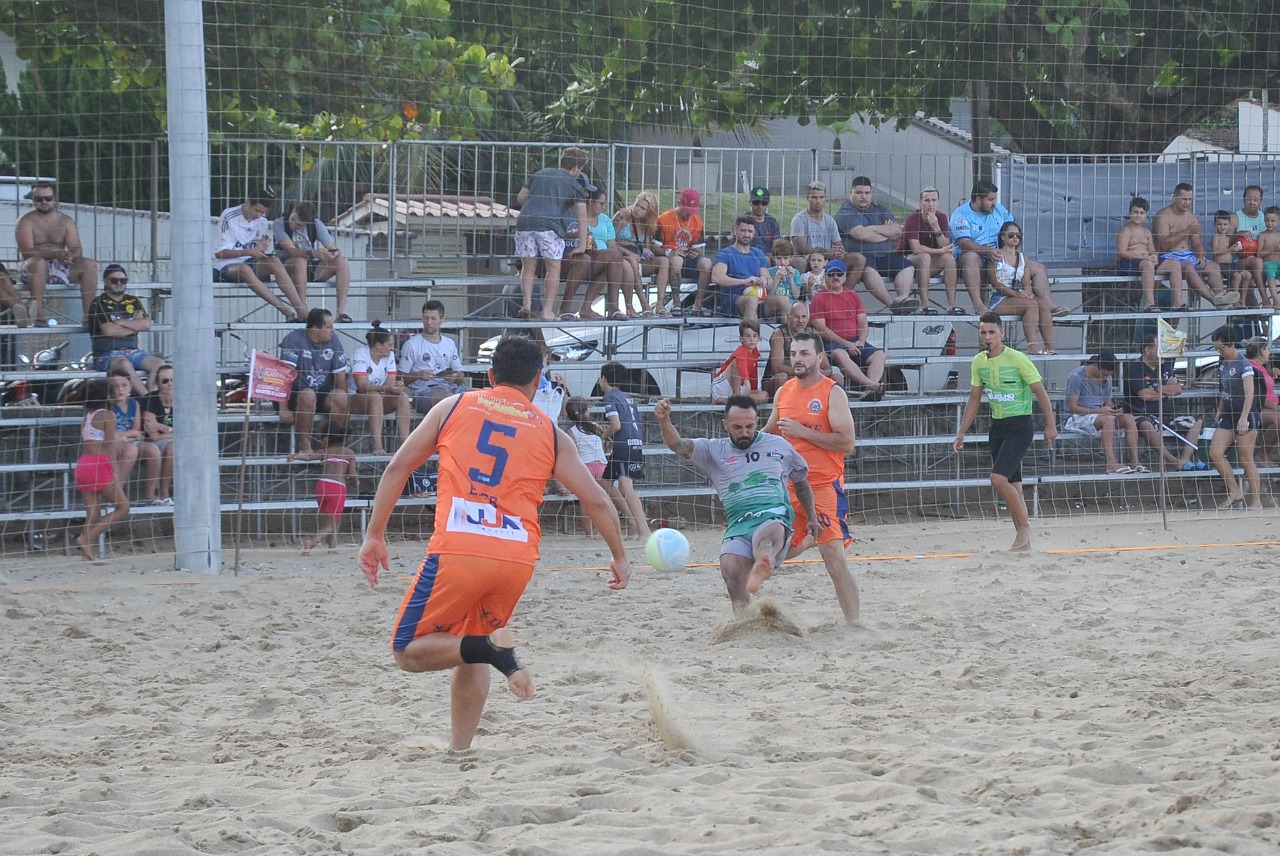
[953,312,1058,551]
[655,395,822,613]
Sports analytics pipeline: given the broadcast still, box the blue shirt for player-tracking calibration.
[603,388,643,450]
[714,244,769,294]
[950,201,1014,255]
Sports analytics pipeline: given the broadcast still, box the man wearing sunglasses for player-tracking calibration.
[744,186,781,261]
[8,183,98,327]
[86,264,166,396]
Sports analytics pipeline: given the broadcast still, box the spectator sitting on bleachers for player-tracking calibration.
[800,249,829,298]
[399,298,468,414]
[766,239,805,303]
[1259,207,1280,303]
[808,258,887,402]
[5,182,98,327]
[141,363,175,506]
[279,308,349,453]
[274,201,353,323]
[657,188,713,315]
[900,187,968,315]
[789,181,849,276]
[1245,336,1279,466]
[745,186,782,262]
[1124,334,1204,471]
[349,322,410,456]
[952,179,1070,318]
[1152,183,1238,309]
[1061,352,1144,475]
[986,223,1056,355]
[834,176,919,313]
[1116,197,1184,311]
[613,191,671,315]
[560,186,642,318]
[711,216,784,321]
[1227,185,1269,305]
[1212,210,1268,307]
[767,301,832,394]
[108,368,162,503]
[87,264,165,397]
[712,319,769,405]
[213,189,307,322]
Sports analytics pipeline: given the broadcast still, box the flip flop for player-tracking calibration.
[1108,466,1134,475]
[559,312,579,321]
[515,308,532,319]
[1050,305,1072,317]
[920,307,941,315]
[1131,465,1149,474]
[947,306,968,316]
[336,313,354,324]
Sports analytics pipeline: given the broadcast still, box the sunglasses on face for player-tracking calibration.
[159,378,174,384]
[1005,232,1023,238]
[750,200,768,206]
[106,277,127,285]
[825,270,845,278]
[33,195,55,202]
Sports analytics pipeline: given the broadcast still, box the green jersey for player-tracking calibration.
[689,433,808,539]
[970,346,1041,420]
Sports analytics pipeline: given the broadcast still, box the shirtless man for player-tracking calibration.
[1151,183,1238,309]
[3,183,98,326]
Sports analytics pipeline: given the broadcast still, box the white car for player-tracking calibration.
[476,314,955,398]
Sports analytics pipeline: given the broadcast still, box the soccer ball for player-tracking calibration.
[1236,232,1259,257]
[743,284,767,299]
[645,528,691,572]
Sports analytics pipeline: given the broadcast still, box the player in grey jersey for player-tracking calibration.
[655,395,821,613]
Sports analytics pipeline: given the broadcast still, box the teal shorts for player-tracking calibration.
[1265,260,1280,281]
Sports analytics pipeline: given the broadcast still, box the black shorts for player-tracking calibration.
[605,443,645,481]
[864,251,913,277]
[989,414,1033,483]
[1217,411,1261,432]
[289,385,337,411]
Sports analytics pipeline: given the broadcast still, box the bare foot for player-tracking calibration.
[1010,527,1032,552]
[301,537,315,556]
[489,627,534,699]
[747,554,775,594]
[371,448,387,456]
[75,534,94,562]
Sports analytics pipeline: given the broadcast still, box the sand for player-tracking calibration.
[3,513,1280,855]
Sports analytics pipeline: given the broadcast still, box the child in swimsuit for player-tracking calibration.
[75,377,131,561]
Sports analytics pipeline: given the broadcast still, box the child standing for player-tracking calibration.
[75,378,130,561]
[598,362,651,541]
[290,427,357,554]
[1116,197,1184,310]
[564,396,612,535]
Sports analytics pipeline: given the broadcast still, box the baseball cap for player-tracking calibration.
[823,259,847,274]
[1088,351,1119,373]
[578,174,598,194]
[750,186,771,203]
[679,188,701,209]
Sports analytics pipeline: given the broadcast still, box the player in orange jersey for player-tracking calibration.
[359,335,630,750]
[763,330,862,623]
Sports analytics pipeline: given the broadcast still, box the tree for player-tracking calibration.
[459,0,1280,154]
[0,0,516,141]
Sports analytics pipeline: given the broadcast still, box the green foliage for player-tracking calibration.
[0,0,515,142]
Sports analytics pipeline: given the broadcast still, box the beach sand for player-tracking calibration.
[3,513,1280,855]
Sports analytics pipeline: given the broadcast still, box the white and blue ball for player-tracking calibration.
[645,527,691,572]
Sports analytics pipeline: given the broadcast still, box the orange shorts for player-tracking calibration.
[789,475,851,548]
[391,553,535,651]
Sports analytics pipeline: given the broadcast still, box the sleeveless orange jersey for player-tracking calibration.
[427,387,558,565]
[774,375,845,482]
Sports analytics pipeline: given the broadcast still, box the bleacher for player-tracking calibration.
[2,250,1276,557]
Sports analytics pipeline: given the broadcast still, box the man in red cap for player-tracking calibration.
[657,187,714,315]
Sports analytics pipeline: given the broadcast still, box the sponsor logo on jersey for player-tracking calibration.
[445,498,530,542]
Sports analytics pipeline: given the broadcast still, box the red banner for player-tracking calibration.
[248,350,297,403]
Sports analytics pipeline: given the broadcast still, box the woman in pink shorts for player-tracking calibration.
[75,378,131,561]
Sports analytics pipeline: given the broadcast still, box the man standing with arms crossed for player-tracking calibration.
[655,395,821,615]
[953,313,1058,552]
[763,330,861,623]
[359,336,629,751]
